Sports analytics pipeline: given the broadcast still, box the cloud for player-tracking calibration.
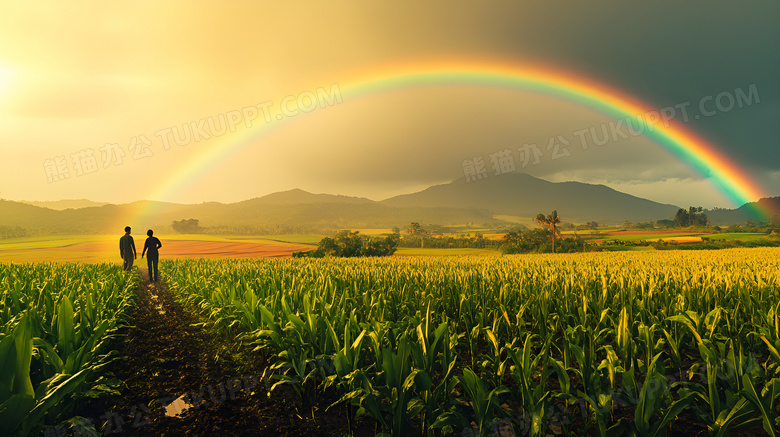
[1,1,776,207]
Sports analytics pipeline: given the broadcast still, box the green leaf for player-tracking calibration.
[713,398,760,437]
[407,398,425,418]
[649,392,693,437]
[57,295,75,357]
[430,411,464,429]
[740,374,778,437]
[761,336,780,367]
[22,370,90,437]
[415,370,433,392]
[12,315,34,398]
[667,313,702,344]
[0,334,19,399]
[0,394,35,437]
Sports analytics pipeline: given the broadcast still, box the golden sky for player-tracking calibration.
[1,2,777,208]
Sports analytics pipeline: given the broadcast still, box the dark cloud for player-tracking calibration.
[473,2,780,173]
[345,1,780,198]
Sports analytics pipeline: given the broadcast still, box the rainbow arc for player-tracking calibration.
[133,61,769,225]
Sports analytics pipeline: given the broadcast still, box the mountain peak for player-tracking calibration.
[382,173,680,223]
[241,188,372,206]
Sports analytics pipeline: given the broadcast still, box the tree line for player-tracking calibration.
[170,219,336,235]
[293,230,398,258]
[167,205,780,258]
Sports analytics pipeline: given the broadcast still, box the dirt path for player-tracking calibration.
[83,267,349,436]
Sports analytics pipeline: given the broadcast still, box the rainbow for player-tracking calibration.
[137,61,769,223]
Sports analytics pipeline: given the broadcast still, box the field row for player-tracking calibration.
[162,249,780,436]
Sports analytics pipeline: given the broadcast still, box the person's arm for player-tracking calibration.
[131,237,137,258]
[157,238,162,250]
[120,237,124,258]
[142,240,147,258]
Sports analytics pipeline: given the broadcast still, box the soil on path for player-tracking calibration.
[86,267,349,436]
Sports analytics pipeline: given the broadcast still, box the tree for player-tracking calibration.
[689,206,708,226]
[0,225,27,240]
[407,222,427,248]
[500,230,536,253]
[674,207,708,227]
[771,215,780,230]
[675,209,687,227]
[335,230,364,256]
[318,237,339,255]
[636,221,654,229]
[560,222,576,231]
[293,230,398,258]
[535,210,562,254]
[172,218,203,234]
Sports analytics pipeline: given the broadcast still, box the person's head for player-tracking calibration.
[124,226,131,234]
[147,229,154,237]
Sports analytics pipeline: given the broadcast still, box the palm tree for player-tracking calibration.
[535,210,562,254]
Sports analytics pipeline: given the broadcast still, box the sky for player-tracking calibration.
[1,1,778,209]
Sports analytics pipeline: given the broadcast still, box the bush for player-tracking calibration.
[294,230,398,258]
[499,229,590,254]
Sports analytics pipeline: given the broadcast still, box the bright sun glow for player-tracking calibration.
[0,65,15,107]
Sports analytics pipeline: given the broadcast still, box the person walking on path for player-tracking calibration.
[142,229,163,282]
[120,226,136,271]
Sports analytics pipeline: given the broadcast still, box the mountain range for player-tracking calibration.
[2,173,776,235]
[18,199,109,210]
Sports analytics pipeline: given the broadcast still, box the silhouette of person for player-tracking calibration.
[142,229,162,282]
[119,226,136,271]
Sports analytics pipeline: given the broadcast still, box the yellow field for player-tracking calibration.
[0,234,312,263]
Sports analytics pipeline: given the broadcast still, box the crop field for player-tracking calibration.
[7,2,779,436]
[3,249,780,436]
[395,247,500,256]
[0,263,137,436]
[0,235,314,263]
[159,249,780,436]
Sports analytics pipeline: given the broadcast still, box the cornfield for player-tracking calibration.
[0,263,137,436]
[162,248,780,436]
[4,249,780,436]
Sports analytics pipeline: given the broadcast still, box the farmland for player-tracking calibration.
[3,248,780,436]
[0,263,137,436]
[6,2,779,436]
[156,249,780,436]
[0,234,314,264]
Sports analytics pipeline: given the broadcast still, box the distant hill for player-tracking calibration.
[0,192,497,235]
[381,173,681,223]
[241,188,374,206]
[0,200,61,229]
[19,199,109,210]
[2,175,775,236]
[706,197,780,225]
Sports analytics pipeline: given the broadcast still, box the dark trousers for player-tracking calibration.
[147,256,159,282]
[123,254,134,271]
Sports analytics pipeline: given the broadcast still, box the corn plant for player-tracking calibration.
[454,368,510,437]
[677,338,763,436]
[506,333,556,437]
[615,354,694,437]
[0,263,136,437]
[741,375,780,437]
